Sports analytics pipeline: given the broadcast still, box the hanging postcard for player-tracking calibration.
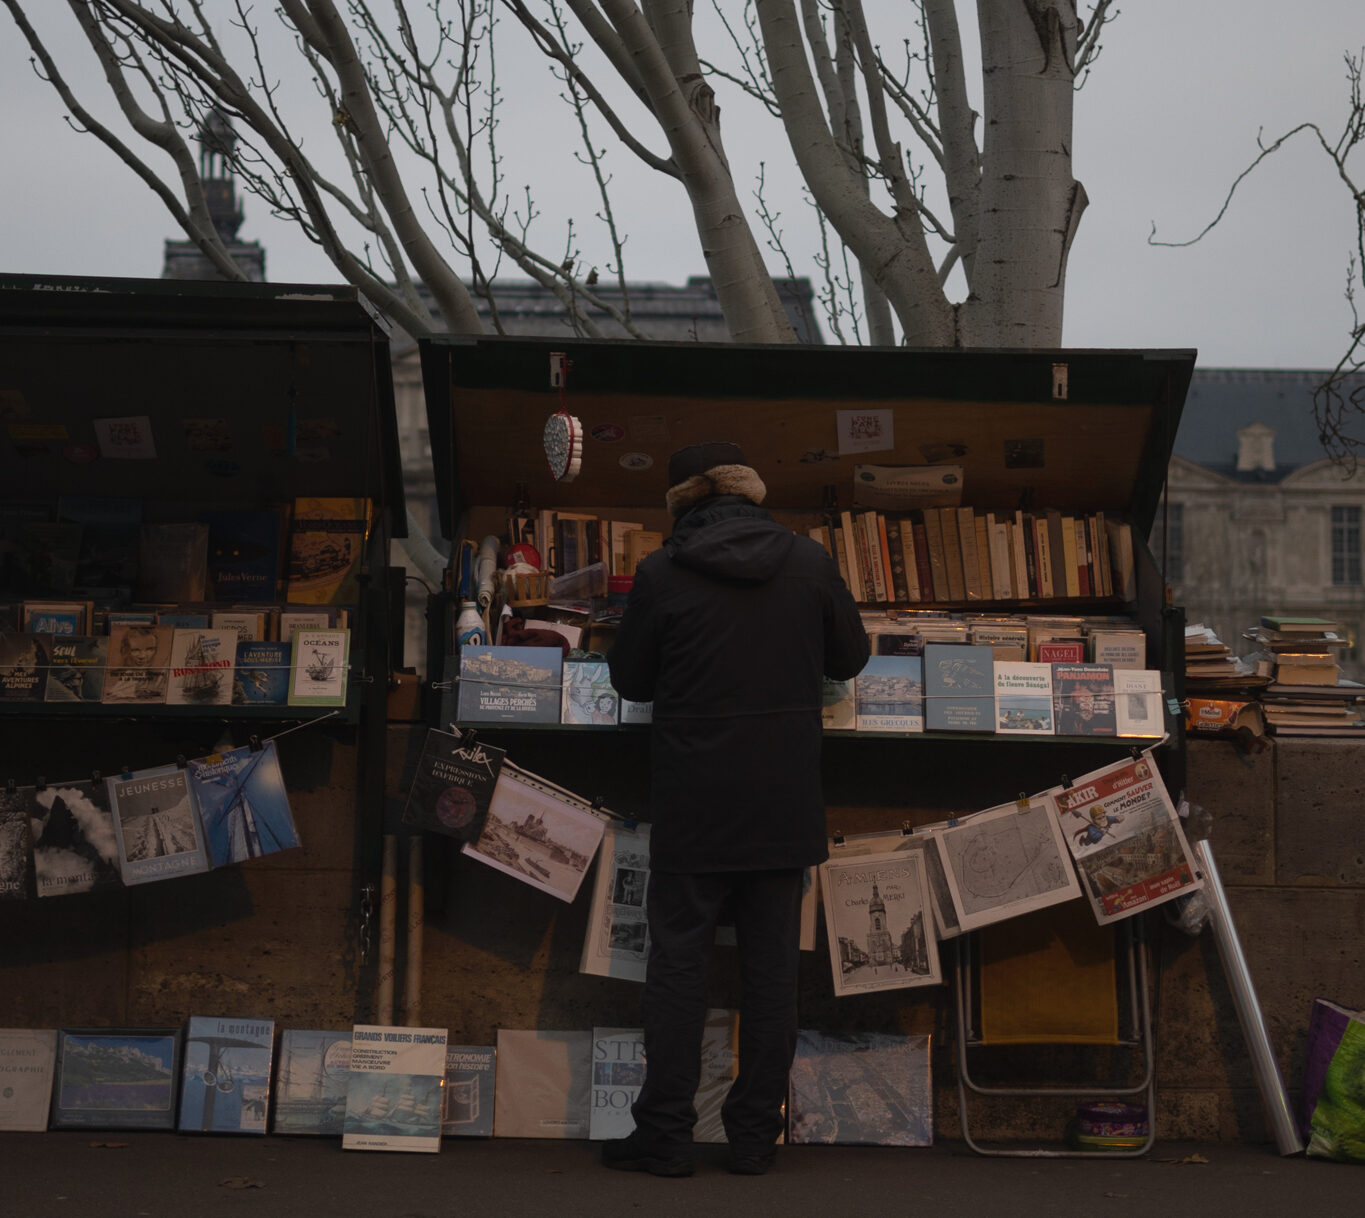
[401,728,506,844]
[579,819,650,982]
[187,741,300,867]
[836,409,894,455]
[461,763,606,904]
[1046,750,1202,924]
[818,848,941,996]
[106,764,210,884]
[931,797,1081,933]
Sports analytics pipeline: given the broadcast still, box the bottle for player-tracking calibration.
[455,601,486,648]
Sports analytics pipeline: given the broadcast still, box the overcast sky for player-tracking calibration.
[1,3,1359,370]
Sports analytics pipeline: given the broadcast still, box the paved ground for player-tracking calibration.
[7,1133,1361,1218]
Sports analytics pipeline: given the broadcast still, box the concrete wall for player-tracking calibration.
[3,729,1361,1148]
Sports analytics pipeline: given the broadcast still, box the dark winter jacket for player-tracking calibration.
[606,495,869,872]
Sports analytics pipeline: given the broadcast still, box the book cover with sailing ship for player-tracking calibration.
[343,1025,447,1153]
[286,627,350,707]
[178,1016,276,1134]
[273,1029,352,1135]
[106,764,210,885]
[165,628,237,706]
[187,741,300,868]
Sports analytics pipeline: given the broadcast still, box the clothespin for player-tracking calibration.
[832,828,846,847]
[622,818,639,832]
[175,754,187,770]
[1129,746,1142,762]
[248,734,263,754]
[35,776,46,792]
[5,778,15,794]
[120,763,133,780]
[900,820,914,836]
[1060,773,1073,790]
[946,816,960,828]
[591,796,606,815]
[91,770,101,785]
[1016,792,1030,812]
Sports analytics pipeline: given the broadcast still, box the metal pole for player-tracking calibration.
[1190,838,1303,1155]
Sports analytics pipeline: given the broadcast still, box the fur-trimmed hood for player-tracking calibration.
[664,463,766,518]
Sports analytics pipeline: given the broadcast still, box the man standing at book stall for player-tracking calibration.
[604,441,869,1177]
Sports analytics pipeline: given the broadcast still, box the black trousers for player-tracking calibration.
[631,867,804,1153]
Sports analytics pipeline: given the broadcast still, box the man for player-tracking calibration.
[603,441,868,1177]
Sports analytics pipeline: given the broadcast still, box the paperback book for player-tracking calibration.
[232,640,291,705]
[1052,662,1117,736]
[492,1029,591,1140]
[43,635,108,703]
[588,1027,646,1140]
[57,494,141,599]
[855,655,924,732]
[0,1028,57,1131]
[202,508,285,603]
[993,660,1055,734]
[0,631,50,701]
[788,1030,932,1146]
[29,779,122,898]
[401,727,506,844]
[21,599,90,635]
[923,642,995,732]
[106,764,210,885]
[187,741,300,867]
[178,1016,276,1134]
[343,1025,448,1153]
[442,1045,496,1137]
[49,1027,182,1131]
[286,627,350,707]
[272,1029,351,1136]
[165,628,237,706]
[287,497,370,606]
[456,644,563,724]
[137,521,208,602]
[0,786,34,899]
[1113,669,1165,738]
[561,657,620,726]
[102,623,173,705]
[821,677,855,731]
[579,819,651,982]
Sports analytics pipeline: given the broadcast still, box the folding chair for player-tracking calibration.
[954,903,1156,1157]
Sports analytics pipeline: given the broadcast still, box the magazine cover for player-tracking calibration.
[102,622,173,705]
[0,785,34,900]
[588,1027,646,1140]
[788,1030,932,1146]
[272,1029,351,1135]
[106,764,210,884]
[286,627,350,707]
[818,848,941,997]
[29,779,122,898]
[187,741,300,867]
[165,628,237,706]
[49,1027,182,1131]
[579,820,651,982]
[1047,750,1202,923]
[401,727,506,844]
[0,1028,57,1131]
[343,1025,447,1153]
[43,635,108,703]
[932,797,1082,932]
[855,655,924,732]
[993,660,1055,734]
[456,645,563,724]
[178,1016,276,1134]
[462,764,606,904]
[442,1045,495,1138]
[492,1029,591,1140]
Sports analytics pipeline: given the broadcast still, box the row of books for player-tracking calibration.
[811,506,1136,606]
[453,644,1165,738]
[0,496,372,607]
[0,742,299,901]
[0,625,350,707]
[0,1020,934,1149]
[861,609,1148,667]
[1,598,348,642]
[529,509,662,578]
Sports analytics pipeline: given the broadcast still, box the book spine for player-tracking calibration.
[1045,510,1066,597]
[939,507,967,602]
[899,515,923,602]
[974,513,994,601]
[1059,514,1080,598]
[1094,510,1113,597]
[1013,511,1034,599]
[830,521,854,593]
[919,509,949,602]
[1034,515,1054,597]
[989,517,1012,599]
[863,512,888,602]
[911,517,936,602]
[839,510,865,602]
[1077,516,1093,598]
[884,516,910,603]
[956,506,982,601]
[855,512,880,601]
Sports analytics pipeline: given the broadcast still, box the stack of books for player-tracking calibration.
[1183,622,1258,689]
[1244,615,1365,735]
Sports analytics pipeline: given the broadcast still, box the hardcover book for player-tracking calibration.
[561,658,620,726]
[102,622,173,705]
[588,1027,646,1140]
[203,508,285,603]
[1052,662,1117,736]
[1036,638,1087,664]
[0,786,34,899]
[106,764,210,884]
[286,627,350,707]
[287,497,370,605]
[993,661,1055,734]
[442,1045,496,1137]
[232,640,291,705]
[855,655,924,732]
[165,628,237,707]
[1090,628,1146,670]
[43,635,108,703]
[21,599,90,635]
[923,642,996,732]
[277,608,338,641]
[137,521,209,602]
[401,727,506,844]
[492,1029,591,1140]
[18,521,82,593]
[179,1016,276,1134]
[29,779,123,898]
[456,644,563,724]
[57,495,141,599]
[0,1028,57,1131]
[1113,669,1165,738]
[579,820,651,982]
[342,1024,447,1153]
[187,741,300,867]
[788,1030,932,1146]
[49,1027,182,1131]
[0,631,51,702]
[272,1029,351,1135]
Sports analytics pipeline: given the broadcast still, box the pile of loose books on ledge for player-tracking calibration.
[1184,622,1263,691]
[1242,616,1365,737]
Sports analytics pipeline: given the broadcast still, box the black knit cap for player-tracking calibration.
[667,440,747,488]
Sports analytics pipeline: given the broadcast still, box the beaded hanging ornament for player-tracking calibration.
[544,351,582,482]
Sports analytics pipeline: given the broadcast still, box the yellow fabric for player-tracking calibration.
[977,903,1119,1045]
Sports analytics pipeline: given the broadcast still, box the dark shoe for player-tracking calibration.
[601,1132,695,1178]
[727,1149,777,1176]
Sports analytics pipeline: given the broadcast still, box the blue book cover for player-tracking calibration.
[203,509,285,604]
[50,1028,182,1131]
[855,655,924,732]
[179,1016,276,1134]
[923,642,996,733]
[456,645,563,724]
[106,764,210,884]
[273,1029,352,1135]
[188,741,299,867]
[442,1045,496,1137]
[233,640,291,705]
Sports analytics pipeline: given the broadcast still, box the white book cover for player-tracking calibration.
[493,1029,591,1139]
[1114,669,1165,738]
[342,1025,447,1152]
[211,611,266,643]
[993,660,1056,735]
[0,1028,57,1130]
[619,699,653,725]
[287,627,350,706]
[579,820,650,982]
[1091,629,1147,670]
[106,764,210,884]
[588,1027,646,1140]
[165,628,237,706]
[829,827,960,940]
